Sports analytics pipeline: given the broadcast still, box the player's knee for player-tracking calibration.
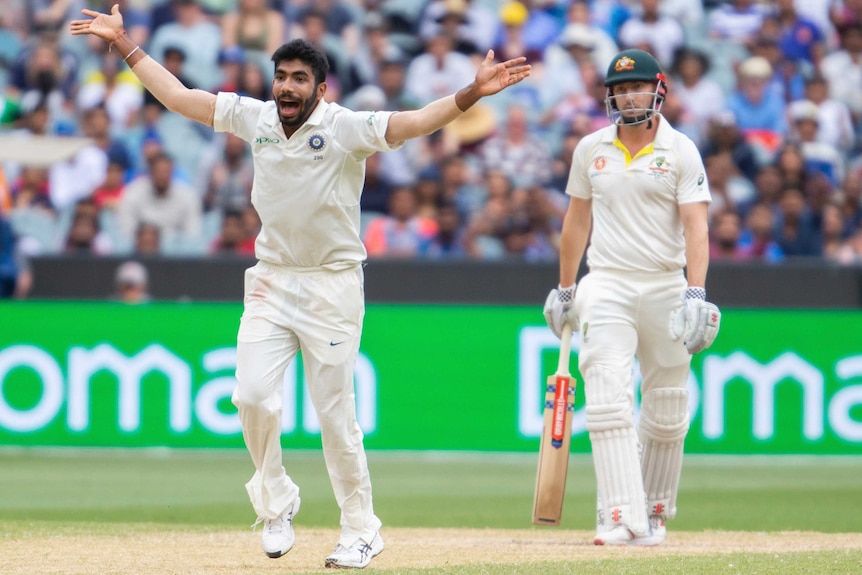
[231,380,279,414]
[584,365,634,432]
[639,388,690,441]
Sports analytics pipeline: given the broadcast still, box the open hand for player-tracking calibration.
[473,50,532,97]
[69,3,124,44]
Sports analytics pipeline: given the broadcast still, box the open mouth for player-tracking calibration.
[278,99,300,117]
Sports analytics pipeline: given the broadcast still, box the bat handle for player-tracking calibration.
[557,323,572,374]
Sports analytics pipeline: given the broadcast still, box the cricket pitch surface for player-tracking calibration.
[4,526,862,574]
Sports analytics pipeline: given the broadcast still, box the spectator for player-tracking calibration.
[350,13,407,92]
[199,132,254,213]
[617,0,685,68]
[749,27,805,103]
[517,183,561,261]
[774,186,821,256]
[494,1,561,54]
[405,34,476,107]
[437,154,485,219]
[359,151,395,216]
[76,49,143,131]
[701,111,761,182]
[288,0,359,54]
[221,0,285,57]
[297,8,360,97]
[802,73,855,154]
[726,56,788,156]
[704,150,756,214]
[773,0,826,66]
[820,201,849,260]
[376,52,419,112]
[210,209,255,256]
[538,23,592,118]
[774,143,810,190]
[80,105,133,179]
[133,222,161,256]
[708,0,768,48]
[113,260,150,304]
[561,0,619,72]
[420,200,468,258]
[48,135,109,212]
[423,0,480,57]
[419,0,498,55]
[492,1,545,65]
[10,166,52,213]
[480,104,552,188]
[147,0,222,92]
[92,159,128,211]
[236,58,270,101]
[709,208,752,260]
[670,48,726,147]
[819,23,862,121]
[62,198,112,254]
[0,212,29,298]
[363,186,438,258]
[834,225,862,264]
[738,201,784,262]
[837,168,862,233]
[10,36,77,131]
[216,45,245,93]
[787,99,845,185]
[117,151,202,248]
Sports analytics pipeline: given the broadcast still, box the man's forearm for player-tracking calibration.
[109,32,215,126]
[385,93,466,143]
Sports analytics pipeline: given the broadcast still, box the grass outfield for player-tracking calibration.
[1,449,861,574]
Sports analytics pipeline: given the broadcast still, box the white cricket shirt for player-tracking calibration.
[566,114,711,273]
[214,94,403,269]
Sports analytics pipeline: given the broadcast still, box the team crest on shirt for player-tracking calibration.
[307,132,326,152]
[594,157,606,170]
[648,156,669,180]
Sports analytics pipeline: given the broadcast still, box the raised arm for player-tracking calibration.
[384,50,531,144]
[70,4,216,126]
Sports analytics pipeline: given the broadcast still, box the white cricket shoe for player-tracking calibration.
[324,532,384,569]
[594,524,635,546]
[261,498,300,558]
[593,515,665,547]
[635,515,666,546]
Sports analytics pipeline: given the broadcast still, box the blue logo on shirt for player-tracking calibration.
[308,133,326,151]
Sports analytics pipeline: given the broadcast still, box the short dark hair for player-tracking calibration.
[271,39,329,85]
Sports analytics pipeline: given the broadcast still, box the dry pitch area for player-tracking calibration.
[3,527,862,575]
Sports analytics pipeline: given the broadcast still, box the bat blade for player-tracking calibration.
[532,326,576,526]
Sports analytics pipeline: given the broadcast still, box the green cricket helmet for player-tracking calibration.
[603,49,667,126]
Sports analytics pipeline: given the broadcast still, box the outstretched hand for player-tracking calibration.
[69,3,124,44]
[473,50,532,96]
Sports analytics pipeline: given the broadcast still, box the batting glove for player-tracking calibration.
[543,283,579,339]
[669,287,721,354]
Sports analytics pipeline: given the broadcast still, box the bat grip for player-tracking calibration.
[557,323,572,374]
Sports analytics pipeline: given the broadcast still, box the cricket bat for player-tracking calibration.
[532,323,576,526]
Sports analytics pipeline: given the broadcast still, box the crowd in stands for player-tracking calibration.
[2,0,862,298]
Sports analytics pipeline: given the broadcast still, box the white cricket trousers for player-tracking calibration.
[574,269,692,534]
[232,261,381,547]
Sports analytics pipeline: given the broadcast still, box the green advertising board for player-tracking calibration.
[0,302,860,454]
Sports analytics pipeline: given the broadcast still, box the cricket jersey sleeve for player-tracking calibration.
[675,136,711,205]
[213,92,265,144]
[564,135,597,200]
[333,109,404,157]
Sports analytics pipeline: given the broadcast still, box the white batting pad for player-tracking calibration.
[638,388,690,519]
[585,364,648,536]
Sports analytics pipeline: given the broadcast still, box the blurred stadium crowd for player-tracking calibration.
[2,0,862,299]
